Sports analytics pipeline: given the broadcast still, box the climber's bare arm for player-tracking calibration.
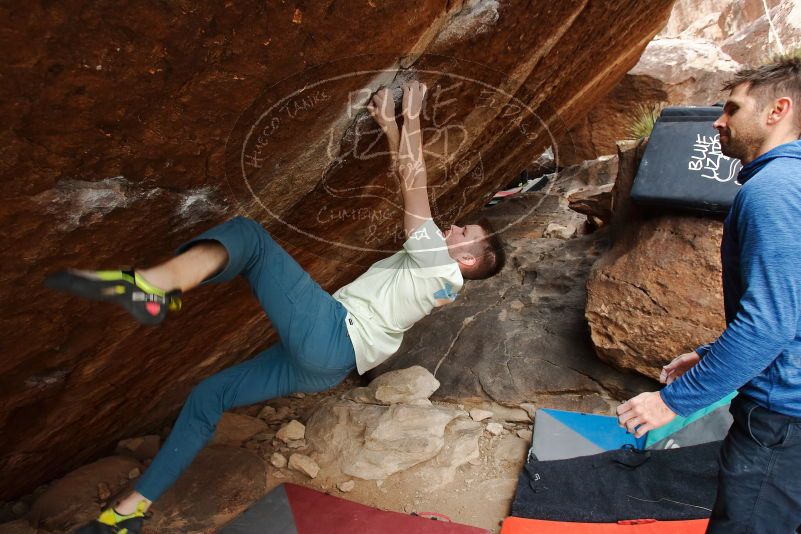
[397,81,431,237]
[368,82,431,237]
[367,88,401,170]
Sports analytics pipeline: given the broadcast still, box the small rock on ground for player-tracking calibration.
[289,454,319,479]
[469,409,493,422]
[277,420,306,443]
[486,422,504,436]
[270,453,287,469]
[337,480,355,493]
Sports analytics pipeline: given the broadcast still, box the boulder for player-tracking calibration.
[0,0,678,499]
[29,456,142,531]
[658,0,800,67]
[147,445,266,533]
[658,0,777,42]
[401,417,483,490]
[586,216,725,379]
[210,413,269,446]
[721,1,801,66]
[306,398,461,480]
[556,38,739,165]
[568,183,614,224]
[345,366,440,405]
[558,0,801,165]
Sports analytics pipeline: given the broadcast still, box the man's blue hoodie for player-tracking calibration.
[661,140,801,418]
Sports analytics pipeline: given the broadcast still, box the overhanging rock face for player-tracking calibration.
[0,0,675,498]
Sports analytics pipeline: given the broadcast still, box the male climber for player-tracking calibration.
[616,55,801,531]
[47,80,505,533]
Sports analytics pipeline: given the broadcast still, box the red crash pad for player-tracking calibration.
[500,517,709,534]
[221,483,490,534]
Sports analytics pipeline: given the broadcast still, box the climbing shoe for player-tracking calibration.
[45,269,181,326]
[74,501,147,534]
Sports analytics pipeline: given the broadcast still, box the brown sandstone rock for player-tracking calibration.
[0,0,676,499]
[557,39,739,165]
[568,183,614,224]
[585,140,726,380]
[0,520,37,534]
[586,216,726,380]
[210,413,269,446]
[115,435,161,462]
[146,445,266,533]
[559,0,801,165]
[29,456,142,531]
[721,1,801,66]
[659,0,800,68]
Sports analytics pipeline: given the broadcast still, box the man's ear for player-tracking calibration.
[767,96,793,125]
[457,253,477,268]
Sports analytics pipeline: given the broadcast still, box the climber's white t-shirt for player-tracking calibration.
[332,219,464,374]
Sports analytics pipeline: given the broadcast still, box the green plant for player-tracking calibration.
[627,103,664,140]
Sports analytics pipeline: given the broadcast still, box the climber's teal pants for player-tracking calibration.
[135,216,356,501]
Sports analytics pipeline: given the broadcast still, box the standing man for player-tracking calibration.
[616,55,801,532]
[47,81,505,533]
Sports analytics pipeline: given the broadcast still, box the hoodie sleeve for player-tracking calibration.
[661,173,801,416]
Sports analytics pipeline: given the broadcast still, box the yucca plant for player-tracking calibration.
[627,103,664,141]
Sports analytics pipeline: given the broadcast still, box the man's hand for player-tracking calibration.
[660,351,701,384]
[616,392,677,438]
[367,87,398,134]
[402,80,427,120]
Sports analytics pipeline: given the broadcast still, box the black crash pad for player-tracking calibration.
[631,106,743,214]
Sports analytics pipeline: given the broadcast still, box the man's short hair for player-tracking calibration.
[722,51,801,127]
[463,218,505,280]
